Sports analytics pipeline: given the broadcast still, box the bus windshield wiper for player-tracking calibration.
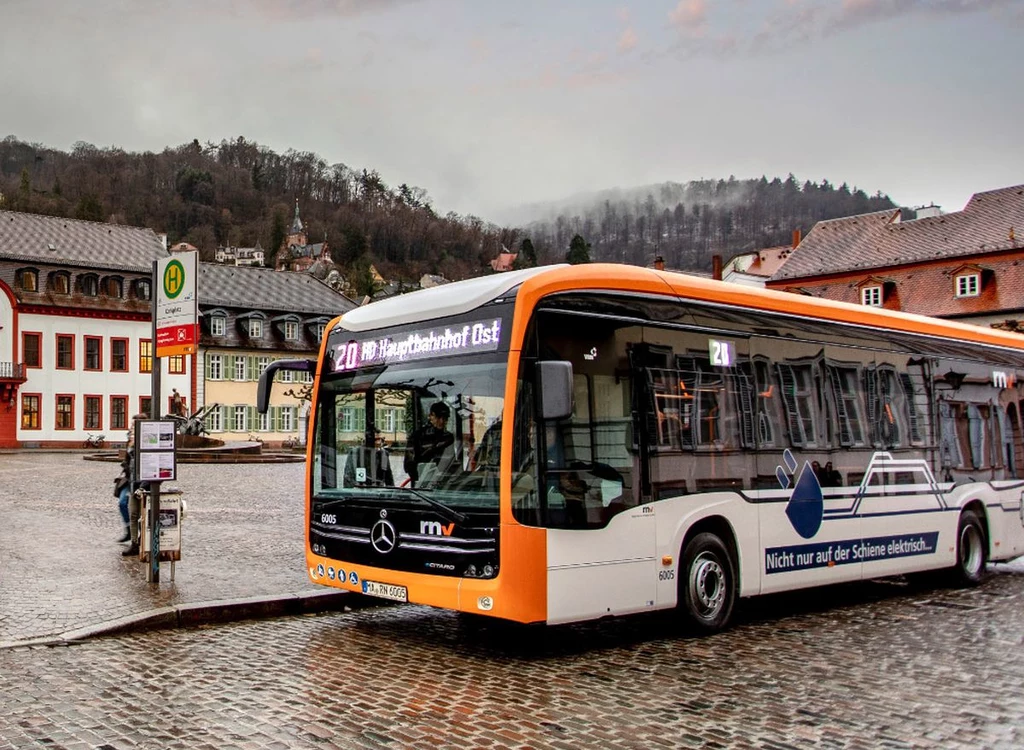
[396,486,468,524]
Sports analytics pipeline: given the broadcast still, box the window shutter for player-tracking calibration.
[205,355,212,380]
[220,405,229,431]
[776,364,805,447]
[247,356,256,381]
[734,368,756,448]
[223,355,234,381]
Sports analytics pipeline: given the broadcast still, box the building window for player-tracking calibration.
[208,354,223,380]
[281,406,295,432]
[139,340,152,373]
[84,395,102,429]
[235,356,248,381]
[234,405,248,432]
[211,316,226,336]
[79,274,99,296]
[49,272,70,294]
[206,406,222,433]
[140,396,152,419]
[56,395,74,430]
[85,336,102,371]
[169,355,186,375]
[111,338,128,372]
[103,277,123,297]
[111,396,128,430]
[316,323,326,340]
[21,394,40,430]
[135,279,151,300]
[23,332,42,368]
[257,356,270,377]
[17,268,38,292]
[56,334,74,370]
[248,319,263,338]
[284,321,298,340]
[956,274,980,298]
[861,286,882,306]
[257,410,269,431]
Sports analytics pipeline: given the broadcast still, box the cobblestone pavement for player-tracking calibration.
[0,565,1022,749]
[0,453,318,645]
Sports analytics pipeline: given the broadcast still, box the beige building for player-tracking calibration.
[197,263,355,444]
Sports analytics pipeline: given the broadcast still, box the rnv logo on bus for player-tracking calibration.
[420,521,456,536]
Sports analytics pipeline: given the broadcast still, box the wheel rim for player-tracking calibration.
[960,524,983,577]
[689,552,726,620]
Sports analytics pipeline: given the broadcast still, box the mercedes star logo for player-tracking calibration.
[370,519,397,554]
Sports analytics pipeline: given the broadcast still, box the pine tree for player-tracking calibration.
[566,234,591,265]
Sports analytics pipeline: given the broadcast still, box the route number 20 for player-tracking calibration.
[709,339,733,367]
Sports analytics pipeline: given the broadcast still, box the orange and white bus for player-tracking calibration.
[258,264,1024,632]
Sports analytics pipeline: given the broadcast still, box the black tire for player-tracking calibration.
[952,508,987,587]
[678,532,736,634]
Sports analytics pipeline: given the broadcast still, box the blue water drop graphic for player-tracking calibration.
[785,462,824,539]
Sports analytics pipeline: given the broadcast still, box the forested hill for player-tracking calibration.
[0,135,518,283]
[0,135,895,283]
[517,177,896,272]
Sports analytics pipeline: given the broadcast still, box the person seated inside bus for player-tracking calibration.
[342,429,394,487]
[403,401,455,487]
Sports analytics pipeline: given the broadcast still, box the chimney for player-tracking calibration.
[653,255,665,271]
[712,254,722,281]
[792,229,801,248]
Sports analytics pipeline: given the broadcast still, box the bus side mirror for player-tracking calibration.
[257,359,317,414]
[538,360,574,421]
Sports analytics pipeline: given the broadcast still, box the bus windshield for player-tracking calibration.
[312,361,507,512]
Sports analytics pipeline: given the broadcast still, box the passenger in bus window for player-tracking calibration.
[403,402,454,486]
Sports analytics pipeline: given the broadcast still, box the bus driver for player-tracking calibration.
[403,402,454,486]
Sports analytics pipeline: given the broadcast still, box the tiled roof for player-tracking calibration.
[771,185,1024,281]
[0,210,167,271]
[198,263,355,315]
[783,253,1024,319]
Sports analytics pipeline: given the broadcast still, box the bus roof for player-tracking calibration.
[516,263,1024,354]
[338,262,1024,354]
[337,265,558,332]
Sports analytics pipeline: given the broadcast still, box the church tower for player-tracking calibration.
[284,199,308,249]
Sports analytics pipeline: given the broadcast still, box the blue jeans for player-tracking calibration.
[118,486,130,526]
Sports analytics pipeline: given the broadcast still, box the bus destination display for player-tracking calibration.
[333,318,503,372]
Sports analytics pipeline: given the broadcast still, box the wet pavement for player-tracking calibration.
[0,568,1023,748]
[0,452,336,647]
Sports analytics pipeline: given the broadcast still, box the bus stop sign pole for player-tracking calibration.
[149,260,161,583]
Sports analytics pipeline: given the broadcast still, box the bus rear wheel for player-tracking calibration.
[678,532,736,634]
[952,508,987,587]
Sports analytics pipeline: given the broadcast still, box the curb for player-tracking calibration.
[0,590,378,650]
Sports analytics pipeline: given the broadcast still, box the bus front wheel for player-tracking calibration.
[952,508,987,587]
[678,532,736,634]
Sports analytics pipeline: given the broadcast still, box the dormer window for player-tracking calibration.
[284,321,298,340]
[316,323,326,340]
[134,279,151,300]
[79,274,98,297]
[103,276,123,298]
[861,285,882,306]
[16,268,38,292]
[956,273,980,298]
[49,271,70,294]
[249,319,263,338]
[211,316,226,336]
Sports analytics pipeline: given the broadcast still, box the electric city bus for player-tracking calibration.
[257,264,1024,632]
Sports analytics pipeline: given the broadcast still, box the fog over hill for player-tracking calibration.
[508,175,896,271]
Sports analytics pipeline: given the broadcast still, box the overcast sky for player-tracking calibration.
[2,0,1022,224]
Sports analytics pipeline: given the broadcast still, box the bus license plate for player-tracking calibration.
[362,580,408,602]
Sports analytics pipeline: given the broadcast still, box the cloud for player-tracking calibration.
[618,26,638,53]
[669,0,709,34]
